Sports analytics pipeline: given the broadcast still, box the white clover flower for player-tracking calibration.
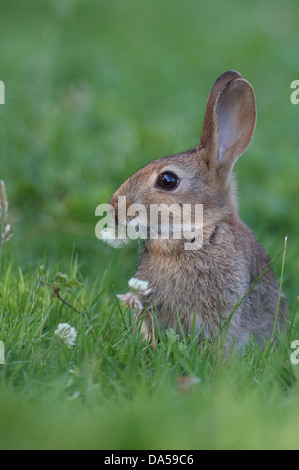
[175,375,201,394]
[55,323,77,348]
[117,292,144,311]
[101,227,130,248]
[128,277,151,294]
[117,277,151,311]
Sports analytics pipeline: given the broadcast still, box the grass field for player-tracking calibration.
[0,0,299,450]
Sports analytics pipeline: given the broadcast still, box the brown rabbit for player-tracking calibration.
[109,71,287,349]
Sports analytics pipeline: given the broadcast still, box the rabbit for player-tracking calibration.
[108,70,287,349]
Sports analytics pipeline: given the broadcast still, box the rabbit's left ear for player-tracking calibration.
[200,71,256,170]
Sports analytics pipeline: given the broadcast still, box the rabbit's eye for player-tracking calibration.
[156,172,179,190]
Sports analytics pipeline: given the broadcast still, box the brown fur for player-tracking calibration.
[109,71,287,349]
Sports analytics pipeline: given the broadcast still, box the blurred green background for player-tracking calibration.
[0,0,298,301]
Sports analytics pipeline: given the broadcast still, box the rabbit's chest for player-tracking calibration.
[136,247,244,336]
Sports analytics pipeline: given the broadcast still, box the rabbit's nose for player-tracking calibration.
[109,193,132,224]
[109,192,118,208]
[109,193,119,223]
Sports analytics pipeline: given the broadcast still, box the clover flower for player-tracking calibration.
[128,278,151,294]
[55,323,77,348]
[175,375,201,394]
[117,277,151,311]
[101,227,129,248]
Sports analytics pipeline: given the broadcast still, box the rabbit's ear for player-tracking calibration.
[200,71,256,170]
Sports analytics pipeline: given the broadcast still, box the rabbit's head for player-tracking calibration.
[109,71,256,248]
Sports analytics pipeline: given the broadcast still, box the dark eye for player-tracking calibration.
[156,172,179,190]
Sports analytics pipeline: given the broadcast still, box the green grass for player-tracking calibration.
[0,0,299,450]
[0,254,298,450]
